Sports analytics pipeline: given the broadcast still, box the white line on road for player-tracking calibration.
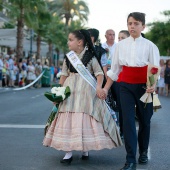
[31,94,44,99]
[0,124,45,128]
[0,124,151,161]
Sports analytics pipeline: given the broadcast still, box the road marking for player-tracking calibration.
[31,94,44,99]
[32,95,40,98]
[0,124,151,160]
[0,124,45,128]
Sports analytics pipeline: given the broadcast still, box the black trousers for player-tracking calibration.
[120,82,153,163]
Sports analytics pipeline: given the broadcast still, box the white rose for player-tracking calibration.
[51,87,58,94]
[51,87,66,100]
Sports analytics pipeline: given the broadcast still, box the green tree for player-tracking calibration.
[3,0,48,60]
[48,0,89,26]
[68,19,87,32]
[25,4,51,60]
[43,15,66,65]
[145,10,170,56]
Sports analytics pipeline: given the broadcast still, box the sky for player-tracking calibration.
[84,0,170,43]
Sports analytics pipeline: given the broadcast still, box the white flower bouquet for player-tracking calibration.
[44,84,70,105]
[44,84,71,135]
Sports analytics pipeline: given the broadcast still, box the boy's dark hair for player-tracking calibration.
[119,30,130,37]
[127,12,146,25]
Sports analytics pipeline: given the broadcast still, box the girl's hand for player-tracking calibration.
[96,86,103,98]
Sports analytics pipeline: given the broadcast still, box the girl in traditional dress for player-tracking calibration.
[43,29,122,165]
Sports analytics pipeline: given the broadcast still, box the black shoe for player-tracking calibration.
[81,155,89,160]
[60,156,72,164]
[120,163,136,170]
[138,150,148,164]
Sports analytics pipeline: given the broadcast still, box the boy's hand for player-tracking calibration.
[146,84,156,93]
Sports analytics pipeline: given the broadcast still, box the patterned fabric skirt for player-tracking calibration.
[43,112,118,151]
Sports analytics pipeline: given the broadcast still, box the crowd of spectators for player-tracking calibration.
[0,53,61,88]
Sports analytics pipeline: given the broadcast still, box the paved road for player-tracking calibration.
[0,87,170,170]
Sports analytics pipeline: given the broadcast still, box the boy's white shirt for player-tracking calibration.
[107,35,160,81]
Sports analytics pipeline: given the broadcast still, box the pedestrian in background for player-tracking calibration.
[118,30,130,41]
[88,28,108,78]
[2,56,9,87]
[35,59,42,88]
[50,63,55,84]
[0,54,3,87]
[102,29,119,117]
[102,29,116,70]
[27,61,36,88]
[8,55,15,87]
[157,59,165,95]
[164,59,170,96]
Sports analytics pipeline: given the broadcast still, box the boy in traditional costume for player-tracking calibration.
[100,12,160,170]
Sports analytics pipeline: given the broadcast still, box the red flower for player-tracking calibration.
[151,67,158,75]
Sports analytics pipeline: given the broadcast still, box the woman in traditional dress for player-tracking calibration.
[43,29,122,165]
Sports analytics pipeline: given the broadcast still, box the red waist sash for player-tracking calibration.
[119,65,147,84]
[117,72,122,82]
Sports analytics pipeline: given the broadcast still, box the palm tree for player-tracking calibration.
[25,5,51,60]
[68,19,87,32]
[43,15,66,65]
[48,0,89,26]
[3,0,48,60]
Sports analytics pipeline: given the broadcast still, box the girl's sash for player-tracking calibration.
[66,51,116,119]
